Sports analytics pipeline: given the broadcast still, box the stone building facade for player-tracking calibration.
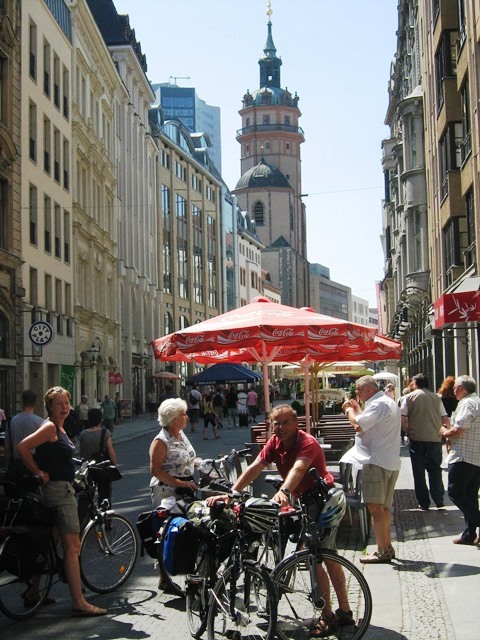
[0,0,23,416]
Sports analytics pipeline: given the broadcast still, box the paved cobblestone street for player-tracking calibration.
[1,413,480,639]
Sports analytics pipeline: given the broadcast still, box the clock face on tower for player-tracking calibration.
[29,321,54,346]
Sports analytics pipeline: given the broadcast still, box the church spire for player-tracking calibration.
[259,1,282,88]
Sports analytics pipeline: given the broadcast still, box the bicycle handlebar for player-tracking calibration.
[308,467,329,494]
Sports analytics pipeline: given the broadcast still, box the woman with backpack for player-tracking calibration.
[78,408,117,507]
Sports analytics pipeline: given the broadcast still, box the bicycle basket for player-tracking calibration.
[242,497,279,534]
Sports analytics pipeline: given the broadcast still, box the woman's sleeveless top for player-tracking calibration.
[35,425,76,482]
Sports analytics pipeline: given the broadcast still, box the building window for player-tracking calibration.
[175,161,186,181]
[175,194,186,218]
[263,115,270,125]
[45,274,52,312]
[0,311,9,358]
[443,216,467,286]
[0,179,6,250]
[63,138,69,189]
[438,122,462,201]
[44,195,52,253]
[43,116,51,173]
[43,39,51,97]
[206,185,215,203]
[62,66,69,119]
[254,201,264,226]
[29,20,37,81]
[29,101,37,162]
[284,115,290,125]
[64,210,70,263]
[54,203,61,258]
[207,215,217,308]
[53,53,60,108]
[54,128,61,182]
[191,174,201,191]
[161,149,170,168]
[464,189,476,269]
[434,30,457,112]
[177,240,188,298]
[29,184,38,245]
[461,80,471,163]
[0,56,6,124]
[458,0,466,52]
[30,268,38,307]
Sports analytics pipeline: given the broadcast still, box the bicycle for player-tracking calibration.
[74,458,138,593]
[271,469,372,640]
[0,461,137,620]
[156,448,251,599]
[204,491,278,640]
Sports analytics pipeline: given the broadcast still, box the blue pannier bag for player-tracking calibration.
[163,516,200,575]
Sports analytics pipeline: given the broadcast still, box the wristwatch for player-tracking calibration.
[280,487,290,496]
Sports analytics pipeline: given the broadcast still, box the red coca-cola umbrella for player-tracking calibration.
[151,297,401,429]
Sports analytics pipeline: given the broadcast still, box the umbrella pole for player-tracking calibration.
[261,343,271,439]
[302,358,311,434]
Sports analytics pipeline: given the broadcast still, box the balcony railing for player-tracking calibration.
[237,123,304,137]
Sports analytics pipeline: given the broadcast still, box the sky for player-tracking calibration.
[112,0,398,307]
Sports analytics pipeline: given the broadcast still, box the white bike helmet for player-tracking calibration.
[242,497,279,533]
[317,487,347,528]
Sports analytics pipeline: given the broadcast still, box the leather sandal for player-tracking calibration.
[309,613,336,637]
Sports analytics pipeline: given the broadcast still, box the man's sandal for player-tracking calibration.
[309,613,336,638]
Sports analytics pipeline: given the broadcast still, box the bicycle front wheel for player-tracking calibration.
[207,562,277,640]
[0,538,54,621]
[186,541,214,638]
[273,549,372,640]
[80,513,137,593]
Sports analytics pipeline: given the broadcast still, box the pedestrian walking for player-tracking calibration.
[187,383,202,433]
[79,408,118,507]
[225,385,238,428]
[202,394,220,440]
[101,395,117,433]
[400,373,449,510]
[246,385,258,423]
[440,375,480,545]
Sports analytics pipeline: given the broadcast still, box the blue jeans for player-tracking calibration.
[408,440,444,507]
[448,460,480,541]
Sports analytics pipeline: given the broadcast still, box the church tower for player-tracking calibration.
[233,2,309,307]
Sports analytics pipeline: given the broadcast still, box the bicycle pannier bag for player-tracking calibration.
[135,507,170,558]
[162,516,200,575]
[0,493,52,528]
[0,524,51,579]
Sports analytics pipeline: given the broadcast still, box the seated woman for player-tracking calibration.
[17,386,107,617]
